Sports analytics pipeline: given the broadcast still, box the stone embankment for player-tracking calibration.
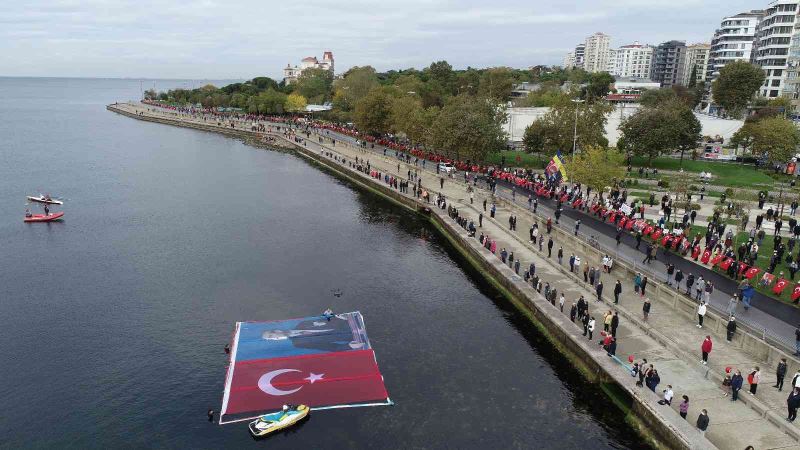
[108,102,800,450]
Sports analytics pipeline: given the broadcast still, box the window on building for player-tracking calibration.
[770,90,779,97]
[773,79,782,87]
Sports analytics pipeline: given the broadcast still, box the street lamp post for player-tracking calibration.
[572,99,585,156]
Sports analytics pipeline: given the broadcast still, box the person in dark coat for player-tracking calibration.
[570,303,577,322]
[726,316,737,341]
[595,281,604,302]
[776,358,788,391]
[731,370,744,402]
[788,388,800,422]
[696,409,709,433]
[613,280,622,304]
[606,336,617,357]
[611,312,620,338]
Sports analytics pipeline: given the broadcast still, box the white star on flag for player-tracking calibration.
[305,372,325,384]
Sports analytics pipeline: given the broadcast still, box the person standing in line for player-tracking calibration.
[658,385,674,405]
[634,272,642,294]
[611,311,619,338]
[603,310,612,332]
[548,238,554,257]
[776,358,788,391]
[679,395,689,419]
[749,367,761,395]
[483,199,487,212]
[697,301,707,328]
[642,298,651,321]
[666,263,675,286]
[478,213,483,228]
[640,276,648,297]
[574,219,581,236]
[727,294,738,316]
[596,281,604,302]
[574,256,582,275]
[701,335,712,365]
[559,294,565,312]
[674,269,684,291]
[558,246,564,264]
[686,273,695,295]
[726,316,737,341]
[788,388,800,422]
[587,316,595,340]
[795,326,800,356]
[570,302,577,322]
[582,312,590,336]
[731,369,744,402]
[583,264,590,283]
[695,276,705,301]
[696,409,709,434]
[613,280,622,304]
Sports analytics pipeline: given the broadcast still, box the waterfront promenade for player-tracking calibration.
[110,102,800,449]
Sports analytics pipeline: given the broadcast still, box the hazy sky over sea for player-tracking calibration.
[2,0,758,79]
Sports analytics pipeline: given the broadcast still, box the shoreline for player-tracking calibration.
[107,102,782,450]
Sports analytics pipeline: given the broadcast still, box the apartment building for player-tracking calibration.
[753,0,798,98]
[681,43,711,85]
[707,11,763,80]
[651,41,687,87]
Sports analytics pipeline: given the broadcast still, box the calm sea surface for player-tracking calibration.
[0,77,641,449]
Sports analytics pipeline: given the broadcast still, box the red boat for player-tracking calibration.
[24,212,64,223]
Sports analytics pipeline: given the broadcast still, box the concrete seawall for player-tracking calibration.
[107,103,719,449]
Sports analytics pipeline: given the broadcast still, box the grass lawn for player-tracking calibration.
[659,224,798,304]
[629,156,777,189]
[486,151,548,169]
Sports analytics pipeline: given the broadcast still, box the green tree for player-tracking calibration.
[478,67,516,101]
[517,82,569,107]
[332,66,379,112]
[688,65,698,88]
[711,61,764,118]
[284,93,307,112]
[426,94,507,162]
[581,72,614,102]
[522,99,612,154]
[617,101,701,165]
[455,68,481,95]
[425,61,456,96]
[389,96,427,144]
[749,117,800,164]
[254,88,287,114]
[354,87,394,135]
[295,68,333,104]
[564,146,626,192]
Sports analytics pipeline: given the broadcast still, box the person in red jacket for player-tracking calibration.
[701,336,713,365]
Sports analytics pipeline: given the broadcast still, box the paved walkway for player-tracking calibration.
[112,102,800,449]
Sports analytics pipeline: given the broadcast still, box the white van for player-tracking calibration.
[438,162,456,174]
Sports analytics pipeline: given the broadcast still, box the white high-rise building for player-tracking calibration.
[584,32,612,73]
[753,0,798,98]
[707,11,762,81]
[610,42,654,79]
[563,52,576,69]
[606,49,617,73]
[681,43,711,86]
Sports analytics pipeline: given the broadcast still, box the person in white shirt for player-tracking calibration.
[697,302,707,328]
[659,385,674,405]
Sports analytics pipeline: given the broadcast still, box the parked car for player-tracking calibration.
[438,162,456,174]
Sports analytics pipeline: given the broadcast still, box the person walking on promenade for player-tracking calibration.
[749,367,761,395]
[776,358,788,391]
[614,280,622,304]
[701,335,712,365]
[642,298,651,321]
[478,213,483,227]
[643,244,653,264]
[727,316,737,341]
[634,272,642,294]
[569,254,575,272]
[635,232,642,250]
[611,311,619,338]
[674,269,684,291]
[697,301,707,328]
[727,294,738,316]
[558,247,563,265]
[559,293,565,312]
[483,199,487,212]
[584,264,590,283]
[587,316,595,340]
[574,219,581,236]
[686,273,695,296]
[574,256,581,275]
[666,263,675,286]
[570,302,577,322]
[548,238,554,258]
[731,370,744,401]
[640,276,648,297]
[696,409,710,434]
[704,281,713,304]
[679,395,689,419]
[582,313,590,336]
[596,281,604,302]
[695,276,705,301]
[788,388,800,422]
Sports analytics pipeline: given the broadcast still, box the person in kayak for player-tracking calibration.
[44,204,50,216]
[25,209,32,218]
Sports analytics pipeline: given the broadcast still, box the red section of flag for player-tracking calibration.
[651,229,663,240]
[710,254,723,266]
[745,267,760,279]
[737,263,748,275]
[701,249,711,264]
[791,284,800,301]
[774,278,789,294]
[618,217,628,228]
[643,225,654,236]
[625,219,634,230]
[691,246,701,260]
[719,258,733,270]
[661,235,671,247]
[224,349,388,416]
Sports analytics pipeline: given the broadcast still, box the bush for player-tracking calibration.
[689,185,699,191]
[724,187,734,197]
[657,179,670,188]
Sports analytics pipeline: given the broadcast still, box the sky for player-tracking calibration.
[1,0,761,80]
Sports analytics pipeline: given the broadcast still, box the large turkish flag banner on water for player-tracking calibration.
[225,349,388,415]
